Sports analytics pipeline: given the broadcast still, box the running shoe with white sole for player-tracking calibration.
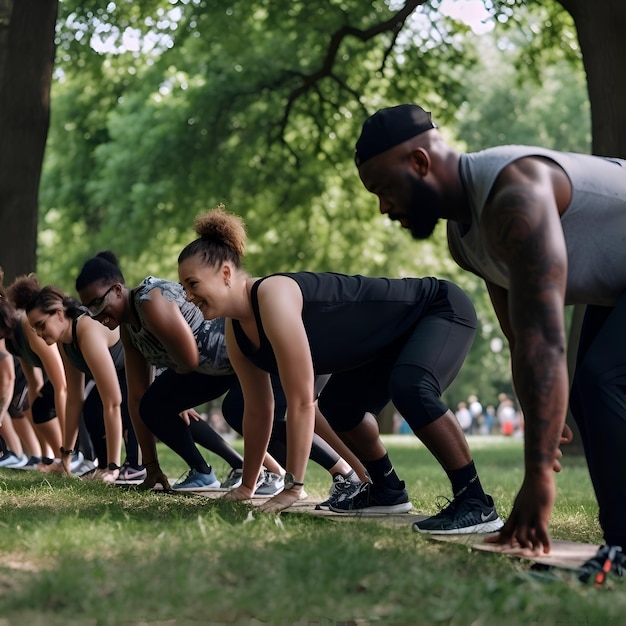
[221,467,243,489]
[0,452,29,468]
[115,462,147,484]
[254,470,284,496]
[330,481,412,515]
[172,468,221,491]
[412,494,503,534]
[316,472,363,511]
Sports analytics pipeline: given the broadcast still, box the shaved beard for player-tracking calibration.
[406,177,441,240]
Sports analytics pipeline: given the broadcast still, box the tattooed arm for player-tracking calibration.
[481,156,571,553]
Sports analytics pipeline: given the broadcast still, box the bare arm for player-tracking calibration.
[59,346,84,472]
[225,321,274,498]
[256,277,316,511]
[140,289,200,373]
[28,322,68,446]
[482,157,570,551]
[120,325,157,464]
[77,318,123,466]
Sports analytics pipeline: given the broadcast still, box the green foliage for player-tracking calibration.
[38,0,590,406]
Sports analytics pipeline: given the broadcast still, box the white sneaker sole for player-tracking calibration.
[330,501,413,515]
[412,516,504,534]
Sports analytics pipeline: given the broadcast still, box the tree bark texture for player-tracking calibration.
[559,0,626,158]
[0,0,57,284]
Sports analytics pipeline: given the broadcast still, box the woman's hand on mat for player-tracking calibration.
[258,488,301,513]
[222,484,254,502]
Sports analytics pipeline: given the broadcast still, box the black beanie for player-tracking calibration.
[354,104,437,166]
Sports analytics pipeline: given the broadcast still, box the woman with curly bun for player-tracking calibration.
[177,206,503,535]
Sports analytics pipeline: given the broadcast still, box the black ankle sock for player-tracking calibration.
[446,461,488,502]
[363,454,403,490]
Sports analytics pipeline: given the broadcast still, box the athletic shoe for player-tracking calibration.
[254,470,284,496]
[316,473,363,511]
[578,544,625,586]
[116,462,147,484]
[72,458,98,478]
[221,467,243,489]
[69,451,85,473]
[330,481,412,515]
[17,455,43,470]
[412,494,504,534]
[0,452,29,468]
[172,468,221,491]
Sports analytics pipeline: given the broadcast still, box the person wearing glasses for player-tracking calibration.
[24,285,143,482]
[75,252,365,498]
[75,251,285,492]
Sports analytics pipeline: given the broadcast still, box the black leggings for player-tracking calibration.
[318,281,477,433]
[31,380,57,424]
[222,375,342,471]
[140,370,242,474]
[569,292,626,547]
[82,371,141,467]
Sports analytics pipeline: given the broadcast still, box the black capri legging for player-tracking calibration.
[318,280,477,432]
[31,379,58,424]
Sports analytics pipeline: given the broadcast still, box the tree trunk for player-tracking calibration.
[0,0,57,284]
[556,0,626,455]
[560,0,626,158]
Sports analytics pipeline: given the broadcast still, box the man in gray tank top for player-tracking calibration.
[354,103,626,585]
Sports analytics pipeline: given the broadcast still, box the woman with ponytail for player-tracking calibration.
[25,286,142,482]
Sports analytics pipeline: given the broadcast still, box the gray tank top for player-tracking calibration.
[127,276,233,376]
[448,146,626,306]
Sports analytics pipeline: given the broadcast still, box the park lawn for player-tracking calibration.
[0,436,622,626]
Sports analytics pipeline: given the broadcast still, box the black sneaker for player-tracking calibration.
[413,494,504,534]
[329,481,412,515]
[578,545,625,586]
[315,473,363,511]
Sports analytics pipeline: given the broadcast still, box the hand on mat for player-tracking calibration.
[259,489,301,513]
[222,484,254,502]
[178,408,202,426]
[552,423,574,473]
[486,471,555,554]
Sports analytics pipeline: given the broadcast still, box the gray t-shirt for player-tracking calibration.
[127,276,233,376]
[448,145,626,306]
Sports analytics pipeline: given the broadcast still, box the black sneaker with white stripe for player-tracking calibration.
[413,494,503,534]
[329,481,412,515]
[316,472,363,511]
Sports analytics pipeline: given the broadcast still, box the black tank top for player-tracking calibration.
[62,315,125,375]
[5,317,44,369]
[232,272,440,374]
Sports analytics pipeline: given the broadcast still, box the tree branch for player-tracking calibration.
[278,0,426,136]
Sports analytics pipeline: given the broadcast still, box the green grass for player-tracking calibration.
[0,436,622,626]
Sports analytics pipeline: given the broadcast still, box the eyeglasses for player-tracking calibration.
[85,285,117,316]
